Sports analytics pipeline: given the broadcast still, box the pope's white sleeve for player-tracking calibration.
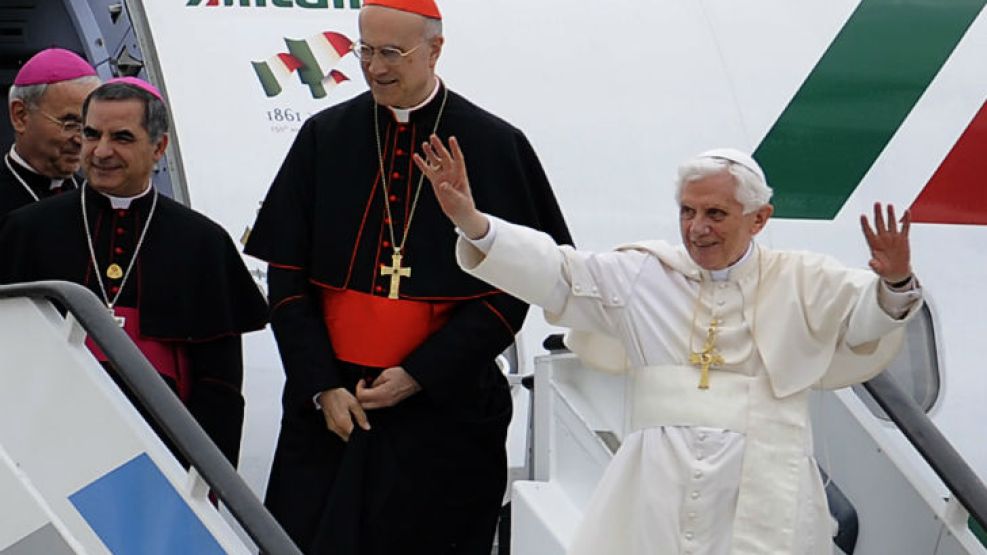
[456,215,643,336]
[876,276,922,319]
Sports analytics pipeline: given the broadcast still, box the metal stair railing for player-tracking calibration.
[0,281,301,555]
[864,372,987,535]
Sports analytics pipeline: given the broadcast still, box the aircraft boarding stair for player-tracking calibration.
[0,282,299,555]
[508,343,987,555]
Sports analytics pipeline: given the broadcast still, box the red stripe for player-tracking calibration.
[271,294,304,313]
[327,69,348,84]
[268,261,305,271]
[276,53,304,73]
[344,119,391,288]
[910,99,987,225]
[322,32,353,56]
[482,299,516,336]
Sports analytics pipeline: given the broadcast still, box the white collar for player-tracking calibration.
[388,76,441,124]
[9,146,66,191]
[97,181,154,209]
[709,242,755,282]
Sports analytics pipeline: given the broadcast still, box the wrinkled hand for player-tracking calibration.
[860,202,912,283]
[413,135,489,239]
[356,366,422,410]
[318,387,370,442]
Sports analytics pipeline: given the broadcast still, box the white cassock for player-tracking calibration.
[457,215,923,555]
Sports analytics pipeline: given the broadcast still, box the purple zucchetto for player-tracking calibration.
[14,48,97,86]
[105,76,164,101]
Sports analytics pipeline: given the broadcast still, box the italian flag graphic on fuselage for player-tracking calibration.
[755,0,987,225]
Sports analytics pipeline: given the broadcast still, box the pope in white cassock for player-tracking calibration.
[414,136,923,554]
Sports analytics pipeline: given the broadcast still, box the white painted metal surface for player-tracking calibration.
[0,296,251,554]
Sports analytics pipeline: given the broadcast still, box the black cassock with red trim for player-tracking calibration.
[246,83,572,554]
[0,187,268,465]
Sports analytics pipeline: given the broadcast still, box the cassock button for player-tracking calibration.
[684,532,694,540]
[397,124,407,133]
[115,227,125,236]
[384,218,391,224]
[110,285,120,294]
[687,512,697,520]
[114,247,124,255]
[392,171,401,179]
[383,240,391,248]
[116,210,127,217]
[693,470,703,479]
[690,491,700,500]
[395,148,405,156]
[389,194,398,202]
[375,285,383,293]
[717,299,725,306]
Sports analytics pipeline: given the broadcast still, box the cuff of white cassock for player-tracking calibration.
[877,274,922,319]
[456,215,496,254]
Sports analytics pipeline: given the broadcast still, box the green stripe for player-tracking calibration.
[251,61,282,97]
[755,0,986,219]
[973,516,987,549]
[284,38,327,99]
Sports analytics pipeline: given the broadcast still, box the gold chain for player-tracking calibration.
[372,86,449,256]
[686,245,763,364]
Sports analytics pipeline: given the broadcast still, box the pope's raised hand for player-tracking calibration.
[860,202,912,283]
[413,135,490,239]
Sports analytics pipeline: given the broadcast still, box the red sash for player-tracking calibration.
[85,307,191,402]
[320,289,455,368]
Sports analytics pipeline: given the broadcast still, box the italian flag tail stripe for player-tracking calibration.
[910,100,987,225]
[755,0,986,220]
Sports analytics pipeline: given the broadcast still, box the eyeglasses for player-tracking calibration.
[351,41,425,64]
[35,109,83,135]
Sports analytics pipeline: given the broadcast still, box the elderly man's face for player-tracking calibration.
[358,6,442,108]
[82,98,167,197]
[679,171,772,270]
[11,79,98,178]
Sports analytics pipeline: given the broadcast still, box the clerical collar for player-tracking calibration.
[97,181,154,209]
[9,146,67,191]
[387,77,442,123]
[709,242,755,282]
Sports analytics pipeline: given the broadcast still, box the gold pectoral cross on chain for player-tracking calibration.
[380,251,412,300]
[689,319,724,389]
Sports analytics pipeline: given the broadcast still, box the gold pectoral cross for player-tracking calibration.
[689,319,724,389]
[380,251,411,300]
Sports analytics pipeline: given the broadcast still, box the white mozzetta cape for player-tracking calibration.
[457,216,922,554]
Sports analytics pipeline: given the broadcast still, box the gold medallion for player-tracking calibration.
[106,263,124,280]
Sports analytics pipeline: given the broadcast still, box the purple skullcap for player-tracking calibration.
[14,48,97,86]
[106,76,164,101]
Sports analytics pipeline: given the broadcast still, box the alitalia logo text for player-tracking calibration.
[186,0,361,8]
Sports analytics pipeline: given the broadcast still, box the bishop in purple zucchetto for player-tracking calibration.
[106,76,164,101]
[13,48,97,86]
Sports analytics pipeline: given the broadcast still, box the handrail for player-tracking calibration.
[864,372,987,533]
[0,281,301,555]
[541,333,987,535]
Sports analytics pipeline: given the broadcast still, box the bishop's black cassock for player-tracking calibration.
[0,153,78,218]
[0,186,268,464]
[246,83,572,554]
